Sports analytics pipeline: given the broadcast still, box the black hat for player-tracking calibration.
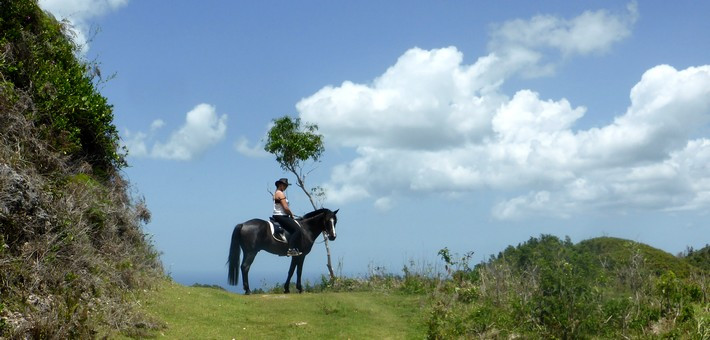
[275,178,289,187]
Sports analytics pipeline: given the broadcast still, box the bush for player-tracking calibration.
[0,0,125,178]
[424,235,710,338]
[0,1,162,337]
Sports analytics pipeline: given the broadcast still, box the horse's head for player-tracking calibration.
[302,208,339,241]
[323,208,338,241]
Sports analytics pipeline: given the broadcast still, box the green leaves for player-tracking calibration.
[0,1,125,178]
[264,116,324,173]
[428,236,710,338]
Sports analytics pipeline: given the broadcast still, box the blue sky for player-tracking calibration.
[40,1,710,290]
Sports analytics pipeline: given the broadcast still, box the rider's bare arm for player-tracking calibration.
[281,200,293,217]
[274,191,294,217]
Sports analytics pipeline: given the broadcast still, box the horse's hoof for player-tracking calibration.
[244,290,251,295]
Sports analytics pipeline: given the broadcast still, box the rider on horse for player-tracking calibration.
[272,178,302,257]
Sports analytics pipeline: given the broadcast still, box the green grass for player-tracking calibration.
[124,280,426,339]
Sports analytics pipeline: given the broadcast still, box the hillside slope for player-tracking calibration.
[426,235,709,338]
[577,236,697,277]
[685,244,710,272]
[1,1,163,337]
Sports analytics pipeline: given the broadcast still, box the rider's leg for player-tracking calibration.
[273,215,302,254]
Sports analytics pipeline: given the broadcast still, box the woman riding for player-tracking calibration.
[273,178,302,256]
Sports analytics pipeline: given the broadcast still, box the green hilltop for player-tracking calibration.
[427,235,709,339]
[685,243,710,272]
[577,236,700,277]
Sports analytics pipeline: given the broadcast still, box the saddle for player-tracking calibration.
[268,217,290,243]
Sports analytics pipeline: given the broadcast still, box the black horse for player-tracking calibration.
[227,208,338,294]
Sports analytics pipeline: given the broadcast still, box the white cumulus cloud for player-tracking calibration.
[123,103,228,161]
[234,136,269,158]
[488,1,638,77]
[297,5,710,220]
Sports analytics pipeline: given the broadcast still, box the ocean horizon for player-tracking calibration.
[170,270,332,294]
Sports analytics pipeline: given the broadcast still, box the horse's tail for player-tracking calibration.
[227,224,242,286]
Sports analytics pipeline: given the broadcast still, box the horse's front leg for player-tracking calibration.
[296,256,305,293]
[284,257,297,294]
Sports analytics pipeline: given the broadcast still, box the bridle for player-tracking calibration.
[301,209,337,241]
[324,216,337,239]
[316,212,336,240]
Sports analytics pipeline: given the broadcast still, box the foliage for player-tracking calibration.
[190,283,227,291]
[424,235,710,339]
[275,261,440,295]
[263,115,326,210]
[0,0,162,337]
[133,237,706,338]
[264,116,324,175]
[578,236,695,278]
[0,0,125,178]
[683,244,710,272]
[0,153,163,337]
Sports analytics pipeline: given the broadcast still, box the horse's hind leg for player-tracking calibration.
[241,251,257,295]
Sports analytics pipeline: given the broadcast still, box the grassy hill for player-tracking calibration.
[428,235,709,339]
[122,235,708,339]
[122,280,426,339]
[577,236,696,277]
[685,244,710,272]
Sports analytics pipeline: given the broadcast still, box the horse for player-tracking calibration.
[227,208,338,294]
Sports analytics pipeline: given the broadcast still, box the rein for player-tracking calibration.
[314,233,328,244]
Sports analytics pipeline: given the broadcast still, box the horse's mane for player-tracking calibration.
[302,208,330,219]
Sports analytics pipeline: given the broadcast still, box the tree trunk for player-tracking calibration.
[322,235,335,280]
[292,170,336,282]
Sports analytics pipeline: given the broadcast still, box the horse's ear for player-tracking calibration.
[334,209,339,214]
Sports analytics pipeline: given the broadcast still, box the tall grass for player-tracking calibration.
[246,238,708,339]
[423,236,710,339]
[154,237,708,338]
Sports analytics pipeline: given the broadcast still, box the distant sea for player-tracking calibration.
[170,270,330,294]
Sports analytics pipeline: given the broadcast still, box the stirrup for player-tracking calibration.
[286,248,302,257]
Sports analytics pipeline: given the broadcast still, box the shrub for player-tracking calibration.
[425,235,710,338]
[0,0,125,178]
[0,1,162,337]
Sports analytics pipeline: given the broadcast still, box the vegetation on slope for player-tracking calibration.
[1,0,162,337]
[577,236,696,278]
[685,244,710,272]
[134,236,707,339]
[425,235,709,339]
[0,0,125,176]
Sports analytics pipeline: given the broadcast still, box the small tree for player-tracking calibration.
[264,115,335,280]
